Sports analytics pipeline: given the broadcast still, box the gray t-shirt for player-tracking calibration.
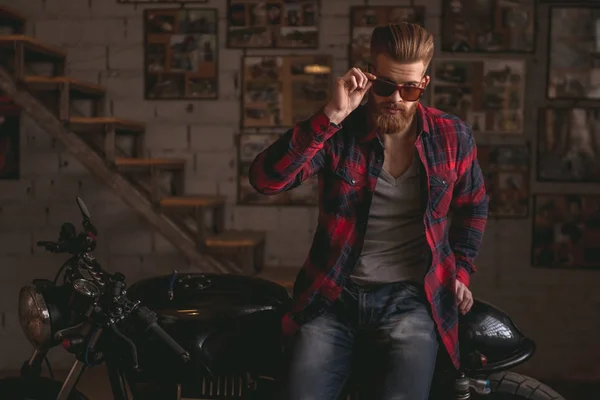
[350,153,430,285]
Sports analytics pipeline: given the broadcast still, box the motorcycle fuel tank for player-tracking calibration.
[127,273,292,378]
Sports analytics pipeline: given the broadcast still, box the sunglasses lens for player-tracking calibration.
[372,80,396,97]
[400,87,423,101]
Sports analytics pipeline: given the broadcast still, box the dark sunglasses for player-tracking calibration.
[371,78,425,101]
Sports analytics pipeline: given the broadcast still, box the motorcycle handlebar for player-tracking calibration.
[134,306,190,363]
[36,240,68,253]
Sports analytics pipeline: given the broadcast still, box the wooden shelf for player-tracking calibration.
[0,35,66,61]
[160,195,226,209]
[68,116,146,134]
[23,75,105,97]
[205,230,265,248]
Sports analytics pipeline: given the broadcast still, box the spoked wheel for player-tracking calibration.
[0,377,88,400]
[475,372,566,400]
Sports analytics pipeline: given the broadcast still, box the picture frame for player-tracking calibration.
[241,54,333,129]
[143,8,219,100]
[0,97,20,180]
[119,0,207,3]
[537,107,600,182]
[546,5,600,100]
[237,133,319,206]
[532,194,600,269]
[477,144,530,218]
[430,58,526,134]
[349,6,425,70]
[226,0,320,49]
[441,0,535,53]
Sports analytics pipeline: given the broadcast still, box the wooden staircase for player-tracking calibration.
[0,5,266,275]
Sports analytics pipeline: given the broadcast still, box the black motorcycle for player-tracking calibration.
[0,197,566,400]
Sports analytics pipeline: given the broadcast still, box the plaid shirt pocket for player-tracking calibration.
[429,170,457,219]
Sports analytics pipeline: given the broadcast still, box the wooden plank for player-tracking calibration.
[104,125,116,164]
[68,116,146,134]
[256,267,298,291]
[0,35,67,60]
[114,157,186,170]
[160,195,226,209]
[0,6,26,34]
[0,64,235,274]
[205,230,265,248]
[23,76,106,97]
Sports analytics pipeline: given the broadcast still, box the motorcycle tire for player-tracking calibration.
[0,377,88,400]
[480,371,566,400]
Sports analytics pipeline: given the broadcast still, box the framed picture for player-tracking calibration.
[0,102,20,180]
[119,0,207,3]
[226,0,320,48]
[537,107,600,182]
[547,6,600,99]
[349,6,425,70]
[441,0,535,53]
[237,133,318,206]
[532,194,600,269]
[144,8,218,100]
[430,58,526,134]
[241,54,333,128]
[478,144,530,218]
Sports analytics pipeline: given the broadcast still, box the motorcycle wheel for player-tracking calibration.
[477,371,566,400]
[0,377,88,400]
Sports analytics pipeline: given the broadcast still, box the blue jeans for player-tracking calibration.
[284,280,438,400]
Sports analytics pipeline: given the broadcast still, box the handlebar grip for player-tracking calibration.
[147,321,190,363]
[134,306,190,363]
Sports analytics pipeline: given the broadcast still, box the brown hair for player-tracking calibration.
[370,23,434,71]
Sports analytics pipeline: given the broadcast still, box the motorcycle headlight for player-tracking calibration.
[18,283,63,349]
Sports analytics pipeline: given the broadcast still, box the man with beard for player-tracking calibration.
[249,22,488,400]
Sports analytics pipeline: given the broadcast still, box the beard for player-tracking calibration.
[367,91,419,135]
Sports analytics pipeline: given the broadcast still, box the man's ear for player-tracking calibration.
[423,75,431,88]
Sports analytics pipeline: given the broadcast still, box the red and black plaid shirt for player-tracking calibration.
[249,104,488,369]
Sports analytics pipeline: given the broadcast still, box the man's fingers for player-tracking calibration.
[341,68,375,92]
[459,292,474,314]
[364,71,377,81]
[348,76,358,92]
[455,283,465,302]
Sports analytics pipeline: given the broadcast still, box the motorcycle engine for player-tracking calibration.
[18,281,68,349]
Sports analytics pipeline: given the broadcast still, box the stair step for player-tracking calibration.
[114,157,186,170]
[68,116,146,134]
[160,195,226,209]
[205,230,265,248]
[0,35,67,61]
[0,6,26,33]
[23,75,105,97]
[205,230,266,274]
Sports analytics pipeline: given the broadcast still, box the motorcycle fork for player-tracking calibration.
[56,327,105,400]
[56,360,87,400]
[20,349,49,381]
[455,373,491,399]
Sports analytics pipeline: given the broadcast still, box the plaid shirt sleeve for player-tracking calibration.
[449,129,489,287]
[248,109,340,194]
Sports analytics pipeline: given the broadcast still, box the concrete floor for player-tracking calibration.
[1,366,596,399]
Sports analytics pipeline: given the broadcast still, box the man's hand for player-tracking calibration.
[323,67,376,125]
[455,280,473,315]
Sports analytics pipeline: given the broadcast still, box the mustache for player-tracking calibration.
[380,104,403,111]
